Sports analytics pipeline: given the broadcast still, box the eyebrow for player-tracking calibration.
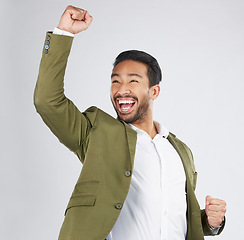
[111,73,143,78]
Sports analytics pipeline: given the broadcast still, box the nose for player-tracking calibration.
[117,83,131,95]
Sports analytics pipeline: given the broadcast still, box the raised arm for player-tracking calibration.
[34,6,94,160]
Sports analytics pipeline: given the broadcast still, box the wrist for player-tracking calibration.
[53,27,74,37]
[209,220,224,229]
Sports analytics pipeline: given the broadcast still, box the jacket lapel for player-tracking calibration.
[121,121,137,167]
[167,132,191,177]
[167,132,204,240]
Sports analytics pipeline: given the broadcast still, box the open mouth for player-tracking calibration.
[116,98,136,114]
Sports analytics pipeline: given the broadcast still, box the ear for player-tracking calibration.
[149,84,160,100]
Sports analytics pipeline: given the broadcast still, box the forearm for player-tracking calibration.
[34,32,73,108]
[34,33,91,154]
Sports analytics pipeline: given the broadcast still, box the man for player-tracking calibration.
[34,5,226,240]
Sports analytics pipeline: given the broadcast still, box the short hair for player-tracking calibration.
[113,50,162,87]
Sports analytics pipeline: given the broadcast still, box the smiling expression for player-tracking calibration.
[110,60,159,124]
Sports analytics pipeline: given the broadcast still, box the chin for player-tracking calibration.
[117,112,138,124]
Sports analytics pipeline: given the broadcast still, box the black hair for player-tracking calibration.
[113,50,162,87]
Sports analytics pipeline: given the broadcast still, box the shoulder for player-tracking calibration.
[83,106,122,127]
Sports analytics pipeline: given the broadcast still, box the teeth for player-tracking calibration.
[121,106,130,109]
[118,99,135,104]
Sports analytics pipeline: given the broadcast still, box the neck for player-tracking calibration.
[131,117,157,139]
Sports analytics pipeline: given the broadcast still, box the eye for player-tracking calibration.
[130,79,139,83]
[112,80,120,84]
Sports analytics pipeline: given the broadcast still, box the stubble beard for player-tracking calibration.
[112,95,150,124]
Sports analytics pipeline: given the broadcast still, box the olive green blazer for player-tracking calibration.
[34,33,224,240]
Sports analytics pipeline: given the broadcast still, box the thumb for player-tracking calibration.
[206,195,212,206]
[71,10,87,21]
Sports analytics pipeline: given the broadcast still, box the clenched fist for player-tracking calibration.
[205,195,226,228]
[58,5,93,34]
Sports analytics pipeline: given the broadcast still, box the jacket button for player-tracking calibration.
[125,170,131,177]
[115,203,123,210]
[46,35,51,41]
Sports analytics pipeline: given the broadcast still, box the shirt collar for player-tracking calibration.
[154,121,169,138]
[128,121,169,138]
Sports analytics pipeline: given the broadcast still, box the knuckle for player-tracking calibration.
[209,205,214,211]
[217,217,223,223]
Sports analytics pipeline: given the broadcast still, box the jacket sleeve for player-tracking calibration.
[201,209,226,236]
[34,32,96,160]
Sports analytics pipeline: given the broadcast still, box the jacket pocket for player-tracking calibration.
[65,194,96,215]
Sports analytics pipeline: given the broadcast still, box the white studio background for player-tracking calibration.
[1,0,243,239]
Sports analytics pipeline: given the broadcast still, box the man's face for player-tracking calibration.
[110,60,156,124]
